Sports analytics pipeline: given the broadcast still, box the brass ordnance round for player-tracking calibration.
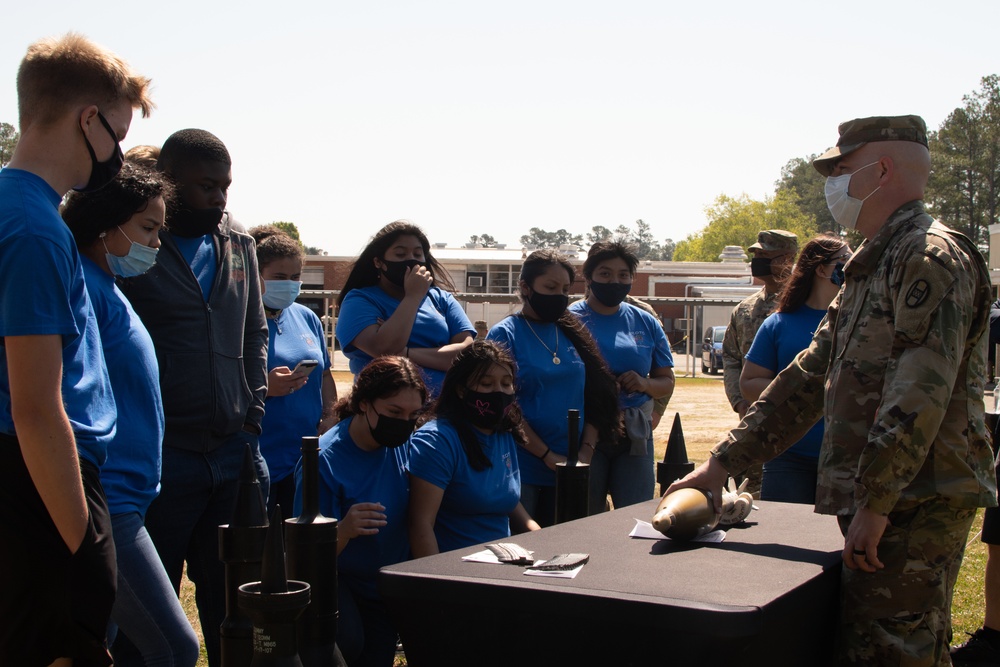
[651,487,719,540]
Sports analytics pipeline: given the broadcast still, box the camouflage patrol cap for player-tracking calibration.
[812,115,928,176]
[748,229,798,254]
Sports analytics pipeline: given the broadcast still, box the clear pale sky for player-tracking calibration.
[3,1,999,256]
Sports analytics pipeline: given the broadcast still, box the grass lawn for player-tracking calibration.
[177,376,991,666]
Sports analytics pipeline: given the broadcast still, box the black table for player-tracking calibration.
[379,498,845,666]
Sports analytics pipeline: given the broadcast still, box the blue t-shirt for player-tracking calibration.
[568,301,673,409]
[0,169,115,466]
[407,418,521,553]
[83,257,164,516]
[173,234,217,301]
[336,285,475,395]
[745,306,827,459]
[294,418,409,585]
[261,303,332,482]
[487,315,584,487]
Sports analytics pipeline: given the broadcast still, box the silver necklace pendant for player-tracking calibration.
[552,355,560,365]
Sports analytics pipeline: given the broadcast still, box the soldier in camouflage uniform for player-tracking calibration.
[722,230,797,495]
[668,115,998,666]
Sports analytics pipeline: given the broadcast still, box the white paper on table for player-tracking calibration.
[461,548,535,565]
[629,518,726,543]
[523,561,585,579]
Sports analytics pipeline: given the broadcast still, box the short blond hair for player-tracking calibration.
[16,33,153,128]
[124,144,160,169]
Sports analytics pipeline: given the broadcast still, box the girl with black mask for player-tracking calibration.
[408,340,540,556]
[294,355,426,667]
[485,249,621,526]
[336,220,475,396]
[569,241,676,514]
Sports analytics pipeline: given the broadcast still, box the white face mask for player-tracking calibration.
[824,161,880,230]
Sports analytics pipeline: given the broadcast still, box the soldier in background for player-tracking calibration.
[721,229,797,494]
[950,299,1000,667]
[668,115,997,665]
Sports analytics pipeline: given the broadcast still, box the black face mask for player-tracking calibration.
[831,262,846,287]
[590,281,631,308]
[381,258,424,288]
[366,410,416,448]
[74,111,124,193]
[749,257,772,277]
[463,389,515,432]
[169,205,224,238]
[526,291,568,322]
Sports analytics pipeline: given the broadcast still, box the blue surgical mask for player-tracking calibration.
[102,227,158,277]
[831,262,846,287]
[262,280,302,310]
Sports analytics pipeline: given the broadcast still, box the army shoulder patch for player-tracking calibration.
[905,280,930,308]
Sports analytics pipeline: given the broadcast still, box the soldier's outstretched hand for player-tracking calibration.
[664,454,729,515]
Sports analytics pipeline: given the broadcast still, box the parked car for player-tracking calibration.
[701,325,727,374]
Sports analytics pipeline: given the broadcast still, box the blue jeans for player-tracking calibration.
[108,512,200,667]
[588,432,655,513]
[761,450,817,505]
[337,574,398,667]
[143,430,268,667]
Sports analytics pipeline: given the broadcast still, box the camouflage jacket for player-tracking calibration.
[714,201,998,515]
[722,289,780,410]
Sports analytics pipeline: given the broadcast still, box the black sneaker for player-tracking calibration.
[952,628,1000,666]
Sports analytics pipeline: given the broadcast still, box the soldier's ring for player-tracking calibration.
[852,549,866,556]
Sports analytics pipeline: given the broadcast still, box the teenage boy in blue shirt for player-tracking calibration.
[0,33,152,667]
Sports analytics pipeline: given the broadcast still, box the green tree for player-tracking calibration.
[272,221,301,242]
[927,74,1000,247]
[775,155,836,233]
[673,191,816,262]
[469,234,497,247]
[519,227,583,249]
[659,238,676,261]
[586,225,613,244]
[0,122,18,167]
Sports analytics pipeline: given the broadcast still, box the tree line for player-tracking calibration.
[5,75,997,261]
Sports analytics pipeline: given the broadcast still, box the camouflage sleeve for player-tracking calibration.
[853,243,972,514]
[721,308,744,410]
[712,304,833,476]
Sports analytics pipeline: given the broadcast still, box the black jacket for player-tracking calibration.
[120,213,267,452]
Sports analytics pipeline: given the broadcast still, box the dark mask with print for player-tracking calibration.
[74,111,124,193]
[526,291,568,322]
[463,389,515,432]
[749,256,772,277]
[366,411,416,448]
[831,262,846,287]
[381,258,424,288]
[169,205,224,238]
[590,281,631,308]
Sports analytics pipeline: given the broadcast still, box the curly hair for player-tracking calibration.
[775,234,847,314]
[336,220,455,308]
[517,249,622,442]
[332,355,427,421]
[249,225,304,270]
[420,340,527,471]
[61,161,174,247]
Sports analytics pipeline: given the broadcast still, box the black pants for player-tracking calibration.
[0,434,116,666]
